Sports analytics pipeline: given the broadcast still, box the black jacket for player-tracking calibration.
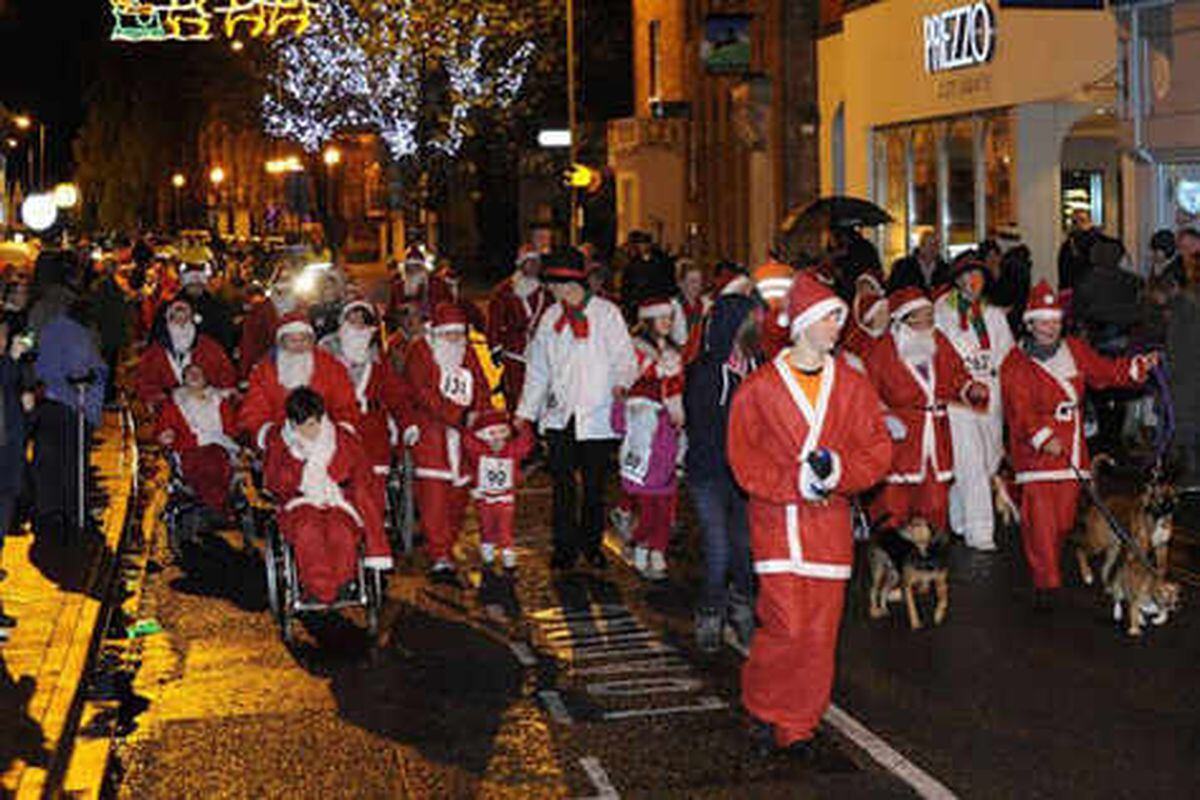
[684,295,758,484]
[886,252,951,294]
[620,250,677,322]
[1057,227,1102,291]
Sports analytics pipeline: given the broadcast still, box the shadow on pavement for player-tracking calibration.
[167,533,268,614]
[27,517,111,602]
[0,651,49,778]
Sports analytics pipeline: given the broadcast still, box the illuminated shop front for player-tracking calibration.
[818,0,1119,282]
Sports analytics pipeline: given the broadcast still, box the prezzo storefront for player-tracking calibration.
[818,0,1119,282]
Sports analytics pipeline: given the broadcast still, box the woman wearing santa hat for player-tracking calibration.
[401,302,492,584]
[727,272,891,757]
[239,311,361,451]
[1000,280,1158,607]
[864,287,987,532]
[134,296,237,411]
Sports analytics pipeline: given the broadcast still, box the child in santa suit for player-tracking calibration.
[463,408,535,572]
[264,388,388,603]
[1000,281,1158,607]
[864,287,987,532]
[157,362,240,514]
[612,297,686,581]
[135,296,236,410]
[239,311,361,450]
[728,273,891,756]
[402,302,492,584]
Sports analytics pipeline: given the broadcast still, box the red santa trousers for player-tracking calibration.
[180,445,231,513]
[743,575,846,746]
[500,361,525,411]
[870,476,950,532]
[631,493,674,552]
[477,501,516,550]
[1019,481,1080,589]
[415,479,468,562]
[280,505,362,604]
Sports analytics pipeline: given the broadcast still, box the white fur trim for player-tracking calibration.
[756,276,793,300]
[276,319,314,339]
[474,424,510,441]
[1023,308,1062,323]
[890,296,932,322]
[1030,427,1054,451]
[637,301,674,320]
[363,556,394,570]
[181,269,208,287]
[339,300,375,324]
[788,296,848,341]
[256,422,273,451]
[430,322,466,334]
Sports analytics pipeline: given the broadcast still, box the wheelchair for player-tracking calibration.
[162,450,245,563]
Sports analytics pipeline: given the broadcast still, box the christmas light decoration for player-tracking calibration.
[262,0,539,161]
[109,0,312,43]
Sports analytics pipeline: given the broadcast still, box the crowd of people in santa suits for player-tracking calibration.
[111,223,1167,761]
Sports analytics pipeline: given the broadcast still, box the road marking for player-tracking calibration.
[551,631,658,648]
[570,643,678,661]
[577,756,619,799]
[723,619,956,798]
[508,641,537,666]
[587,677,704,697]
[572,658,693,677]
[601,695,727,721]
[538,689,573,724]
[532,605,635,622]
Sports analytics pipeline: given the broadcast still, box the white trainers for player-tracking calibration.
[645,550,667,581]
[632,545,649,574]
[480,543,497,565]
[502,548,518,570]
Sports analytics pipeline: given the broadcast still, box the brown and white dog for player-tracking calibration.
[1108,552,1181,637]
[868,517,950,630]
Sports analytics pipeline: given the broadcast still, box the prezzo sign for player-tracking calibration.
[924,2,996,73]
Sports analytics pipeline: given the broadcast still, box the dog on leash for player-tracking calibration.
[868,517,950,630]
[1108,551,1181,637]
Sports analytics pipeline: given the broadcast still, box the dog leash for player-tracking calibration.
[1149,363,1175,471]
[1070,462,1157,573]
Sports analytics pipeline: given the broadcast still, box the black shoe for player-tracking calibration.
[1032,588,1057,613]
[748,716,777,758]
[583,548,607,570]
[780,737,816,761]
[550,550,577,571]
[0,611,15,629]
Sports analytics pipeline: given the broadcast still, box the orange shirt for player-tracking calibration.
[789,364,824,409]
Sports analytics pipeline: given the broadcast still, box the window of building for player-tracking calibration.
[832,103,846,195]
[649,20,662,104]
[946,119,976,250]
[985,114,1016,233]
[911,125,938,251]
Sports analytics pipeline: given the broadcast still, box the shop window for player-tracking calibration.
[985,112,1016,233]
[1062,169,1104,231]
[946,119,976,251]
[911,125,938,252]
[649,20,662,104]
[832,104,845,195]
[874,129,909,267]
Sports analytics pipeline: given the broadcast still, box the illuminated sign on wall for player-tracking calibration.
[110,0,312,42]
[923,2,996,74]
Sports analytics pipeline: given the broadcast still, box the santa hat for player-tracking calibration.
[180,264,209,287]
[276,310,315,340]
[472,408,512,440]
[853,272,887,325]
[951,253,987,279]
[541,247,586,284]
[752,259,795,304]
[1023,280,1063,323]
[403,245,429,271]
[339,299,377,325]
[778,272,847,340]
[516,245,540,268]
[888,286,932,322]
[430,302,467,334]
[637,296,675,320]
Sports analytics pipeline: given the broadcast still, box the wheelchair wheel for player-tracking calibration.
[365,569,384,637]
[164,506,185,564]
[280,537,297,645]
[263,519,282,621]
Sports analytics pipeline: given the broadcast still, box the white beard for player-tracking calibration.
[430,336,466,373]
[513,272,539,299]
[403,273,426,298]
[339,324,374,366]
[167,321,196,355]
[277,350,315,390]
[896,325,935,364]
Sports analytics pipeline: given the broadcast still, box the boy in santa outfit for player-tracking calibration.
[264,388,388,603]
[239,311,361,450]
[157,362,240,514]
[487,246,549,409]
[613,297,686,581]
[727,272,891,756]
[134,296,236,410]
[402,302,492,584]
[1000,281,1158,607]
[865,287,987,532]
[934,254,1015,551]
[464,408,535,572]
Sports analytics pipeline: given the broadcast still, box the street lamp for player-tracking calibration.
[209,166,226,186]
[53,182,79,209]
[322,146,342,167]
[12,115,46,190]
[171,173,186,230]
[209,167,227,235]
[172,173,186,189]
[13,116,30,131]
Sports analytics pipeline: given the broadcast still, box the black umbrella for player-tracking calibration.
[780,196,893,234]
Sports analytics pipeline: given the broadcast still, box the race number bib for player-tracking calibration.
[439,367,473,407]
[965,350,992,377]
[478,456,514,493]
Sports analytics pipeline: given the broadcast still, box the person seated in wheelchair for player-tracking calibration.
[264,387,390,604]
[157,362,240,516]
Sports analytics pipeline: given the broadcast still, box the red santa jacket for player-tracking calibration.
[1001,337,1143,484]
[401,336,492,486]
[463,426,535,505]
[134,334,237,407]
[486,276,549,365]
[239,299,280,379]
[156,389,239,452]
[341,353,412,471]
[839,322,884,371]
[728,352,892,580]
[263,421,384,548]
[864,331,973,485]
[239,348,362,448]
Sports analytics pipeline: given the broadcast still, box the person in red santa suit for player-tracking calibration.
[402,302,492,584]
[1000,281,1158,608]
[727,272,892,756]
[864,287,987,532]
[463,408,535,572]
[156,362,240,514]
[134,296,236,411]
[264,388,387,603]
[487,246,549,409]
[839,271,889,371]
[239,284,294,380]
[239,311,361,450]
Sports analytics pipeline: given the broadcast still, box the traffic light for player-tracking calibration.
[563,163,603,193]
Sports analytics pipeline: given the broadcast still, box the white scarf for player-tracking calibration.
[277,350,315,390]
[896,324,935,365]
[339,323,374,366]
[282,416,346,509]
[172,386,237,452]
[167,321,196,356]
